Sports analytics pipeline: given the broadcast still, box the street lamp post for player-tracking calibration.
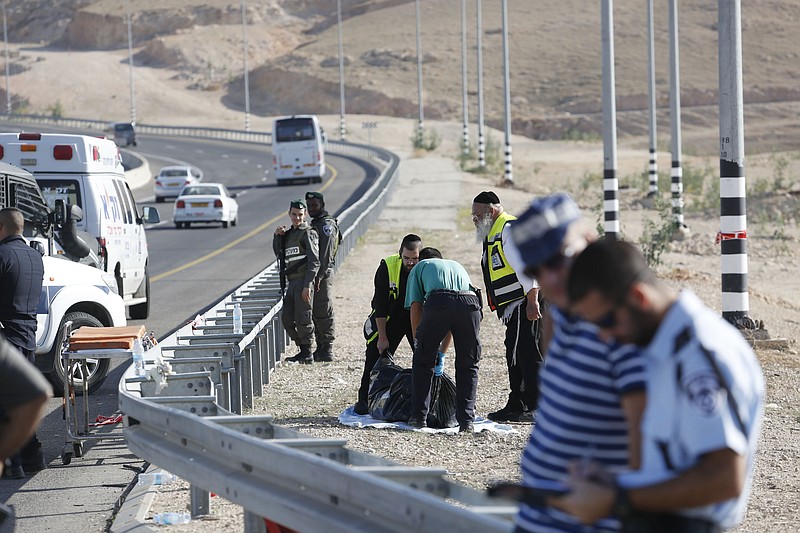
[337,0,346,141]
[460,0,469,155]
[240,0,251,132]
[476,0,485,168]
[3,3,10,114]
[126,0,136,124]
[414,0,424,146]
[501,0,512,184]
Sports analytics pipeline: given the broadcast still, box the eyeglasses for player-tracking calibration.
[526,246,577,279]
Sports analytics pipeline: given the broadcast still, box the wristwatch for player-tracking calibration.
[612,484,633,519]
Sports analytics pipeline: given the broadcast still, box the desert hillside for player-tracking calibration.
[1,0,798,154]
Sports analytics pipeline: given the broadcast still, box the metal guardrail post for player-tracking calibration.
[190,485,211,517]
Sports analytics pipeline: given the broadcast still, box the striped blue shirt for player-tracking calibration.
[516,306,646,533]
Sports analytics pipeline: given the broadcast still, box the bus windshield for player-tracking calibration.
[275,118,316,143]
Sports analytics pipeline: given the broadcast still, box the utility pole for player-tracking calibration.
[718,0,754,331]
[337,0,347,141]
[414,0,424,147]
[646,0,658,198]
[476,0,485,168]
[126,0,136,124]
[3,2,10,114]
[669,0,688,237]
[460,0,469,155]
[501,0,513,185]
[240,0,251,132]
[601,0,619,238]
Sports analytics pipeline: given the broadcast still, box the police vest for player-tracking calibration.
[363,254,403,342]
[283,225,312,280]
[482,212,524,312]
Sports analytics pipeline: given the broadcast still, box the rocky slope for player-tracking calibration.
[2,0,799,150]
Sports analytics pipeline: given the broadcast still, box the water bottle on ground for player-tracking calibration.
[132,338,145,377]
[233,302,243,334]
[137,471,178,486]
[152,512,191,525]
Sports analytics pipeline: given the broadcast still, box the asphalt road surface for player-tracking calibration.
[0,129,377,533]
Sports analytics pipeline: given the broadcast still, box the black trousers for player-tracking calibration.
[503,302,544,411]
[8,347,41,467]
[358,317,414,404]
[622,512,721,533]
[411,291,481,426]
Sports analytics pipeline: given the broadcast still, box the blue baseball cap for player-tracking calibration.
[509,193,581,269]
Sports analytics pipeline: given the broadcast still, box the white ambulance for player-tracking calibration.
[0,161,127,394]
[0,133,159,319]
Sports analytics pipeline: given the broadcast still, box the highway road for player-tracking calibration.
[0,130,378,533]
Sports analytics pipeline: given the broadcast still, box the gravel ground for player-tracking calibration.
[143,146,800,532]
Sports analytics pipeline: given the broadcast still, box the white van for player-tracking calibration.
[0,161,127,394]
[272,114,326,185]
[0,133,159,319]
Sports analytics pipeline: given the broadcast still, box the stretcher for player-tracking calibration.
[60,323,150,465]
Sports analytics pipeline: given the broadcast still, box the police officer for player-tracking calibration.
[273,200,320,364]
[472,191,543,422]
[0,208,47,477]
[354,234,423,415]
[305,191,341,362]
[560,240,764,532]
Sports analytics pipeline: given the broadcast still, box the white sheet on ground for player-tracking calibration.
[338,406,516,434]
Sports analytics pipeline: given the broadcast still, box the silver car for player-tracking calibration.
[154,165,202,203]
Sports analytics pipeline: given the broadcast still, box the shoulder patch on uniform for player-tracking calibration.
[682,371,722,415]
[323,223,334,236]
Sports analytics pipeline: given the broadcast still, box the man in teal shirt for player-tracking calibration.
[405,247,482,432]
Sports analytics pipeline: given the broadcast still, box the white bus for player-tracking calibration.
[272,115,325,185]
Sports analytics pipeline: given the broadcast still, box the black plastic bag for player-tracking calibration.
[382,370,413,422]
[427,372,458,428]
[367,354,404,419]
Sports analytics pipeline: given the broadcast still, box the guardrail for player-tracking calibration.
[97,133,516,531]
[3,113,516,531]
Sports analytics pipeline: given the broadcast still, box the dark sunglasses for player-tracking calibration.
[526,246,578,279]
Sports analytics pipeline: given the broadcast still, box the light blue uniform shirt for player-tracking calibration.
[404,258,473,308]
[618,290,764,529]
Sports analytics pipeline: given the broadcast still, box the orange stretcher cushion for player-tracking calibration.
[68,325,146,351]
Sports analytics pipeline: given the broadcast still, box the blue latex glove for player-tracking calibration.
[434,351,445,376]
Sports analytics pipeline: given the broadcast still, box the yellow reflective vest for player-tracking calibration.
[363,254,403,343]
[481,212,524,313]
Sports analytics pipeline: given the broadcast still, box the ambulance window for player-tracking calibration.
[123,183,140,222]
[36,179,82,210]
[112,180,132,224]
[10,181,50,238]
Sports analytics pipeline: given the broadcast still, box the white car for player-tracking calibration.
[173,183,239,229]
[154,165,202,203]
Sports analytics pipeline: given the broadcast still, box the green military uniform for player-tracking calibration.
[308,207,340,360]
[273,222,320,355]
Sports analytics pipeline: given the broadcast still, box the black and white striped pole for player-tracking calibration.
[461,0,470,156]
[718,0,754,330]
[501,0,513,185]
[476,0,486,168]
[336,0,346,141]
[669,0,689,237]
[414,0,424,147]
[646,0,658,198]
[601,0,619,239]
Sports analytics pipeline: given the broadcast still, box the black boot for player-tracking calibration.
[285,346,313,364]
[314,343,333,362]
